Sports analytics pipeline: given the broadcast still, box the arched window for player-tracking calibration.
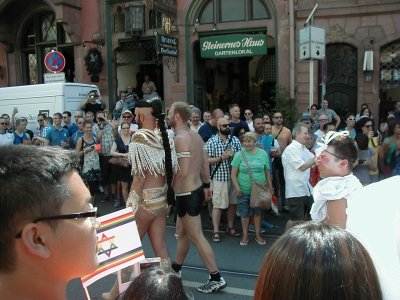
[199,0,270,24]
[20,12,74,84]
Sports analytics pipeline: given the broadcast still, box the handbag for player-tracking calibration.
[241,150,272,210]
[109,156,130,168]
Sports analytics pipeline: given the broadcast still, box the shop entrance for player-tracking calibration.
[193,38,276,115]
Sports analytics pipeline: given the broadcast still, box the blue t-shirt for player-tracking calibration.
[46,126,69,146]
[13,132,29,145]
[198,122,218,143]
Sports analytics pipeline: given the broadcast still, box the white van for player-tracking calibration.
[0,82,100,131]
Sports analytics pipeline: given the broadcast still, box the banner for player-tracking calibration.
[200,34,267,58]
[81,208,144,288]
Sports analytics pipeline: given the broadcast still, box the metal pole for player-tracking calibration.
[309,60,313,108]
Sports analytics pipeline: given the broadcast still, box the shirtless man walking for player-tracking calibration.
[168,101,227,294]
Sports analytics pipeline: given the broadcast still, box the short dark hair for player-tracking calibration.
[329,134,358,170]
[323,121,336,131]
[37,113,46,119]
[254,222,382,300]
[45,116,53,125]
[0,146,80,272]
[53,112,62,119]
[121,267,189,300]
[62,111,71,117]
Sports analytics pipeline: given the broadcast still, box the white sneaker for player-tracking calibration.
[197,276,227,294]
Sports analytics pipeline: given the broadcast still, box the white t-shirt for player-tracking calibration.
[282,140,315,198]
[310,174,362,222]
[0,132,14,146]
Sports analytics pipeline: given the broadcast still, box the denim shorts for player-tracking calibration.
[236,193,262,218]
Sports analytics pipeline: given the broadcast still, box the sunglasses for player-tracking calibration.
[220,124,230,128]
[0,122,6,125]
[122,116,132,119]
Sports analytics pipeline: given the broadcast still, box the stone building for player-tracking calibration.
[0,0,399,123]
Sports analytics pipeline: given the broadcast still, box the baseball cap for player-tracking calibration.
[122,110,133,116]
[301,114,313,122]
[96,112,106,120]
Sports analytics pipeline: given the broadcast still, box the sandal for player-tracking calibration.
[240,238,249,246]
[255,238,266,245]
[212,233,221,243]
[226,227,241,237]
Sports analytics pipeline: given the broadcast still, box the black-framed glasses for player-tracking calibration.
[323,149,345,160]
[15,205,98,239]
[220,124,230,128]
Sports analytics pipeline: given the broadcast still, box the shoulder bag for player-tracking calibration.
[241,150,272,210]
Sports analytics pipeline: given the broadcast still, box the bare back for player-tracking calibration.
[173,128,206,194]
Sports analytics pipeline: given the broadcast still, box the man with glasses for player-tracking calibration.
[116,110,138,136]
[0,145,99,299]
[33,113,47,146]
[44,113,70,147]
[315,113,329,140]
[0,116,14,146]
[205,117,241,243]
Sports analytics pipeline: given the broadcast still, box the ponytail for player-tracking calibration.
[157,114,175,205]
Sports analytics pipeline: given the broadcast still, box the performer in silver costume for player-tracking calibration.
[102,97,178,300]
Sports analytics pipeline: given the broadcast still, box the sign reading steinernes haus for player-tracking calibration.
[200,34,267,58]
[158,34,178,57]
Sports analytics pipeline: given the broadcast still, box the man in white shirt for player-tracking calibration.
[0,116,14,146]
[282,123,315,230]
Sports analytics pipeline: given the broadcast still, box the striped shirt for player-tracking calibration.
[204,134,241,181]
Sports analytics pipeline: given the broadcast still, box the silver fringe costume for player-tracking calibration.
[127,128,178,215]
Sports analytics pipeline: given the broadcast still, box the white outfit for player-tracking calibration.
[246,121,254,132]
[347,176,400,300]
[0,132,14,146]
[310,174,362,222]
[282,140,314,198]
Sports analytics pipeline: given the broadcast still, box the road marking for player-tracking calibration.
[182,280,254,297]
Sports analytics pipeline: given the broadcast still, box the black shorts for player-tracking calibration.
[287,196,314,220]
[176,186,204,218]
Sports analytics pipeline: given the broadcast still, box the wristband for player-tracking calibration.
[203,182,210,189]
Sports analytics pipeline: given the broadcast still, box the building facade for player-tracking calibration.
[0,0,399,123]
